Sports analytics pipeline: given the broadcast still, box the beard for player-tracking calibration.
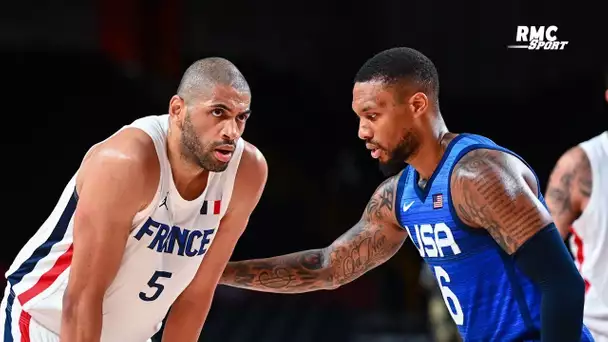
[180,112,235,172]
[378,129,420,177]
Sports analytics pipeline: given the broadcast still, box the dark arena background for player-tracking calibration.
[1,1,607,341]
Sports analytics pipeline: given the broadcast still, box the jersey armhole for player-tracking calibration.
[575,140,603,221]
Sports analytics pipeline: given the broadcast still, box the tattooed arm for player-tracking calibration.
[220,175,408,293]
[545,146,592,239]
[450,148,553,254]
[451,148,586,341]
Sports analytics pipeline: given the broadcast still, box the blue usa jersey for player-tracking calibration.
[395,134,594,341]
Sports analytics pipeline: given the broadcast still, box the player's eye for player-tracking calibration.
[367,113,377,120]
[211,108,224,117]
[236,113,249,122]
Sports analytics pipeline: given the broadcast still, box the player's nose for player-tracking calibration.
[221,120,240,141]
[358,122,372,141]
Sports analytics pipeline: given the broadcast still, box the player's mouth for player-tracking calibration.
[213,145,235,163]
[366,144,383,159]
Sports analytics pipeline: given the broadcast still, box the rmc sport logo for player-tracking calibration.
[508,26,568,50]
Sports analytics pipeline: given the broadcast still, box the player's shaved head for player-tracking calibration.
[177,57,250,102]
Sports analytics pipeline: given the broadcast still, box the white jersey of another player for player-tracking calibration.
[569,131,608,340]
[1,115,244,341]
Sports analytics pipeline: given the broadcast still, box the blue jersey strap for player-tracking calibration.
[513,223,586,342]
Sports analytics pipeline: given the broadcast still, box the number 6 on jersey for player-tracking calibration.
[434,266,464,325]
[139,271,173,302]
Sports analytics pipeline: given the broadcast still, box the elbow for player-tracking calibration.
[326,281,341,291]
[560,256,586,301]
[548,266,586,313]
[559,270,586,321]
[319,247,340,291]
[513,225,586,310]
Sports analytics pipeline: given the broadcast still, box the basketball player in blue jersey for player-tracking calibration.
[220,48,593,341]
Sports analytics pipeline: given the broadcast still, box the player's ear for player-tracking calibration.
[169,95,185,119]
[409,92,428,118]
[604,89,608,104]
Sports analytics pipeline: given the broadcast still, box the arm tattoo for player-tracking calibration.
[451,149,552,254]
[545,147,591,220]
[547,172,574,215]
[221,176,407,293]
[229,250,328,291]
[365,178,394,219]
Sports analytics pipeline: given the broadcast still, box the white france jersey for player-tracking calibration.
[570,131,608,338]
[3,114,245,341]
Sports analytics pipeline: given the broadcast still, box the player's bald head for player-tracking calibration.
[177,57,250,102]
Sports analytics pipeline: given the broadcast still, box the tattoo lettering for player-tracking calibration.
[451,149,550,254]
[332,225,394,286]
[221,176,407,293]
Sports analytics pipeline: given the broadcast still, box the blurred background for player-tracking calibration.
[1,0,608,341]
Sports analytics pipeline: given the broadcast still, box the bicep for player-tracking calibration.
[67,148,153,299]
[451,149,553,254]
[544,147,591,238]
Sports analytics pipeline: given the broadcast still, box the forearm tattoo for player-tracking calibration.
[221,177,406,293]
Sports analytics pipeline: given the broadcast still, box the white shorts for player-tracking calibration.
[1,285,156,342]
[589,330,608,342]
[583,284,608,342]
[0,286,59,342]
[586,317,608,342]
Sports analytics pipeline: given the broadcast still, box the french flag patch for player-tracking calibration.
[200,200,221,215]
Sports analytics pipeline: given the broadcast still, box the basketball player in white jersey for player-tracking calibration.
[0,57,268,342]
[545,91,608,342]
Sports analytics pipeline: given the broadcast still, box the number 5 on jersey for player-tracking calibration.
[140,271,173,302]
[434,266,464,325]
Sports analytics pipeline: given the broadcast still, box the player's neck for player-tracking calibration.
[408,117,449,180]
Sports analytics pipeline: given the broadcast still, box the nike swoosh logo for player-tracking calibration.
[403,201,415,212]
